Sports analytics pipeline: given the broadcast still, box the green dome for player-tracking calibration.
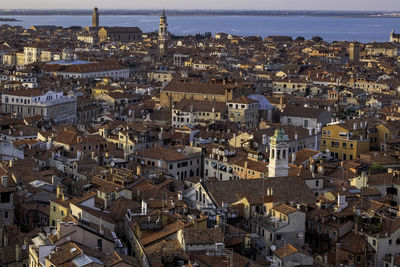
[270,128,289,145]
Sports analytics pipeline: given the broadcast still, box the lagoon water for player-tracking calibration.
[2,15,400,43]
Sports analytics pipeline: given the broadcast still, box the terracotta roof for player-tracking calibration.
[293,149,320,165]
[136,147,188,162]
[281,104,329,118]
[174,99,226,113]
[202,176,316,208]
[101,26,142,33]
[3,88,48,97]
[273,244,298,259]
[163,79,236,95]
[43,62,128,74]
[183,228,224,245]
[272,204,298,215]
[46,242,82,265]
[228,95,258,104]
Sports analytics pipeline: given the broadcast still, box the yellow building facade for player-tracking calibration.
[320,122,371,160]
[49,186,70,227]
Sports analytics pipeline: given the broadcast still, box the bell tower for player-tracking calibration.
[268,128,290,177]
[92,7,99,28]
[158,10,168,57]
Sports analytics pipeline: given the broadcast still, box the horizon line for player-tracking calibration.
[1,9,400,12]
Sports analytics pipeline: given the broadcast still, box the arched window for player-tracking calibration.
[277,150,281,159]
[283,149,287,159]
[271,149,275,159]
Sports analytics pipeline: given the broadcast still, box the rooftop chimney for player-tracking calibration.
[317,165,325,176]
[262,134,268,146]
[335,243,341,267]
[56,185,64,200]
[15,244,22,262]
[99,217,104,235]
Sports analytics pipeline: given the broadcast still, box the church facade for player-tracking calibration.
[390,29,400,43]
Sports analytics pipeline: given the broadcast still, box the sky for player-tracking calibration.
[2,0,400,11]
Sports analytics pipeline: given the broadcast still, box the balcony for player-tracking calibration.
[250,213,289,230]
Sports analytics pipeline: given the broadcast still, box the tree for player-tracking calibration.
[369,162,383,173]
[295,36,305,42]
[312,36,323,42]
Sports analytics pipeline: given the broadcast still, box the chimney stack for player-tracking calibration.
[317,165,325,176]
[15,244,22,262]
[99,217,104,235]
[291,152,296,164]
[56,185,64,200]
[335,243,341,267]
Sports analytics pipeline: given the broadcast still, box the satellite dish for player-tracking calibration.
[270,245,276,252]
[110,161,115,167]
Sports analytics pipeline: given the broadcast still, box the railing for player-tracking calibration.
[250,214,289,229]
[32,97,76,107]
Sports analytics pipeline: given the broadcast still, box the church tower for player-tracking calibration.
[158,10,168,57]
[92,7,99,28]
[268,128,290,177]
[349,42,360,64]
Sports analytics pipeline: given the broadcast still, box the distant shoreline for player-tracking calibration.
[0,17,21,21]
[1,10,400,18]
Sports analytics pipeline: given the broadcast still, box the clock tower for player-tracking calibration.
[158,10,168,57]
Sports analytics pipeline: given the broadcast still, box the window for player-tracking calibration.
[97,239,103,251]
[373,239,376,246]
[304,119,308,128]
[276,234,281,240]
[356,255,361,263]
[0,193,10,203]
[4,211,8,219]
